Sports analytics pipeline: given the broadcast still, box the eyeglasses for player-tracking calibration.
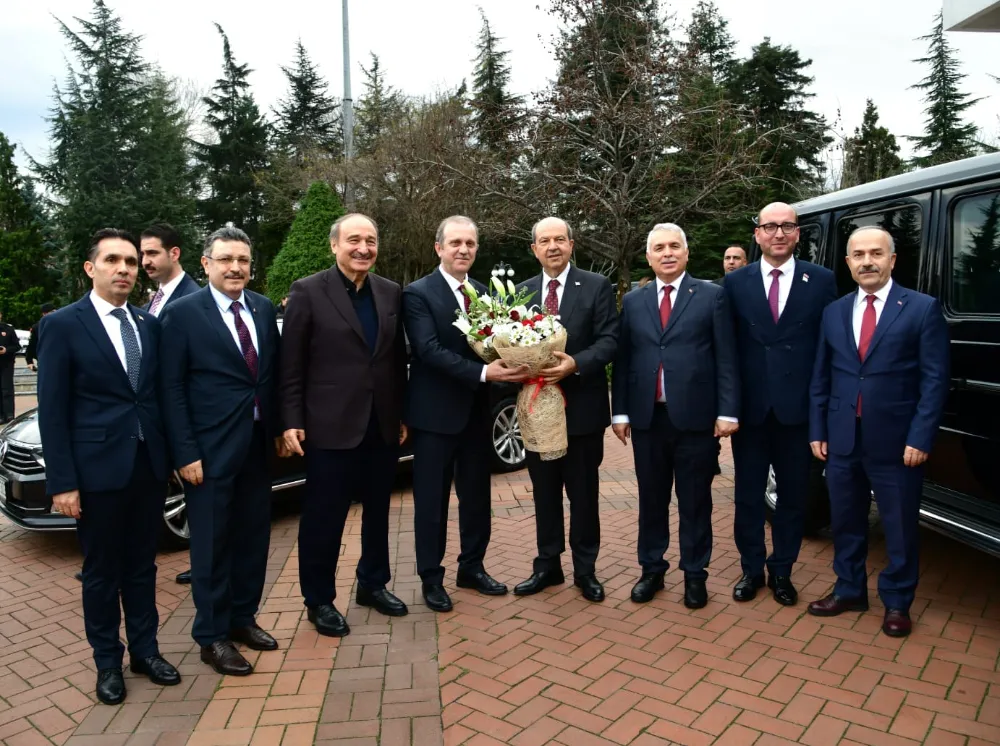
[206,255,251,268]
[758,222,799,236]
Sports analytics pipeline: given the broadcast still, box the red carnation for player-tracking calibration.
[479,325,492,336]
[509,310,520,321]
[533,313,544,322]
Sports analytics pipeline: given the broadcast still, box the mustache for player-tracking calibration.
[350,251,373,259]
[859,266,878,273]
[224,272,245,280]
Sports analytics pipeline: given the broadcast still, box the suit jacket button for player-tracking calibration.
[765,346,770,351]
[659,345,665,350]
[860,376,865,380]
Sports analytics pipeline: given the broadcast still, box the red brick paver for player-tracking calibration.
[2,434,998,745]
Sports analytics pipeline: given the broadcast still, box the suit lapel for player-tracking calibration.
[556,266,579,320]
[200,289,253,379]
[864,282,907,362]
[644,281,662,333]
[371,275,394,356]
[75,298,132,389]
[323,269,368,347]
[245,292,269,360]
[777,262,807,329]
[745,261,776,329]
[131,305,153,388]
[663,274,696,337]
[841,294,860,359]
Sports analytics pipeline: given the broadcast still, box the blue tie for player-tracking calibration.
[110,308,143,440]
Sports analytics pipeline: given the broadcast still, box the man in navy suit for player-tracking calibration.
[160,225,283,675]
[725,202,838,606]
[402,215,527,612]
[808,227,949,637]
[37,229,180,705]
[611,223,739,608]
[512,217,618,603]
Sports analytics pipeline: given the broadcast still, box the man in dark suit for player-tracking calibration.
[160,225,283,675]
[24,302,55,372]
[512,217,618,602]
[808,227,949,637]
[725,203,838,606]
[402,215,527,612]
[611,223,739,608]
[0,310,21,423]
[281,213,409,637]
[139,223,200,586]
[712,244,748,286]
[37,229,180,705]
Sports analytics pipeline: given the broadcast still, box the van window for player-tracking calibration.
[836,205,922,292]
[797,223,823,263]
[952,190,1000,315]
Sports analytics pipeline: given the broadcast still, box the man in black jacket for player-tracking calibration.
[0,311,21,423]
[24,302,55,372]
[512,217,618,602]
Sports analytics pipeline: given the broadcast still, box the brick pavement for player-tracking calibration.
[1,434,998,745]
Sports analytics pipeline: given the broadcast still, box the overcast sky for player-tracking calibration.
[2,0,997,174]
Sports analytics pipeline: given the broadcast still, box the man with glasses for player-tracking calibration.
[724,203,837,607]
[160,226,284,676]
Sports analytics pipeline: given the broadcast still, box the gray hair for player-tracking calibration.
[646,223,688,251]
[203,224,252,257]
[847,226,895,255]
[435,215,478,245]
[531,217,574,243]
[330,212,378,241]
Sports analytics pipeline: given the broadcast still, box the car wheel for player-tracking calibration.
[763,462,831,536]
[491,398,526,472]
[160,472,191,550]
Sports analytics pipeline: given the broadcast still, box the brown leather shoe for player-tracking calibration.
[807,593,869,617]
[882,609,912,638]
[230,623,278,651]
[200,640,252,676]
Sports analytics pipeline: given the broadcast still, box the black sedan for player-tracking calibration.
[0,390,525,548]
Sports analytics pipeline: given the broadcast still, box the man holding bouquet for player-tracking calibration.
[513,217,618,602]
[402,216,527,612]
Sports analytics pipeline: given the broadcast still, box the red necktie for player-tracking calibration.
[655,285,673,401]
[856,294,876,417]
[463,291,470,312]
[231,301,260,416]
[544,279,560,315]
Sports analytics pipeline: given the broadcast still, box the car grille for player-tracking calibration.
[1,443,44,476]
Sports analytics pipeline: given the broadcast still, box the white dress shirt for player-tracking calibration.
[438,265,488,383]
[209,283,259,355]
[853,278,893,347]
[761,256,796,317]
[89,290,141,374]
[541,263,572,312]
[149,271,188,317]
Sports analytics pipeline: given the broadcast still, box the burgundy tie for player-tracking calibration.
[768,268,781,323]
[856,294,877,417]
[463,291,470,312]
[655,285,673,401]
[544,279,560,315]
[231,301,260,416]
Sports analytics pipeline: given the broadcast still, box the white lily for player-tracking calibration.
[462,280,478,304]
[491,275,507,298]
[506,279,516,295]
[453,316,473,334]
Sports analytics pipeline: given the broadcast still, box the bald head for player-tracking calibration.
[531,216,574,276]
[755,202,800,266]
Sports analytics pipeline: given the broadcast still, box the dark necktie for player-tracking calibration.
[109,308,143,440]
[544,279,560,315]
[655,285,673,402]
[856,294,877,417]
[463,290,470,312]
[768,268,782,323]
[230,301,259,379]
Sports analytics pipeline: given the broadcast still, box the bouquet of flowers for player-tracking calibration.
[453,273,569,461]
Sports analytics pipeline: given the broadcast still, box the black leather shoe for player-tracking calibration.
[732,573,765,602]
[684,578,708,609]
[96,668,126,705]
[130,655,180,686]
[768,575,798,606]
[575,574,605,602]
[514,569,565,596]
[74,571,83,582]
[307,605,350,637]
[356,587,408,617]
[175,570,192,585]
[422,583,453,612]
[201,641,252,676]
[807,593,870,617]
[456,570,508,596]
[630,572,665,603]
[230,623,278,651]
[883,609,912,638]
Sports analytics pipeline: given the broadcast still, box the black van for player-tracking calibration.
[753,152,1000,558]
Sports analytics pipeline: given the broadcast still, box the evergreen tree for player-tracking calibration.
[470,9,522,152]
[909,12,982,168]
[354,54,404,155]
[686,1,735,84]
[32,0,197,299]
[728,38,831,203]
[841,100,903,187]
[959,194,1000,311]
[274,40,342,159]
[265,181,345,303]
[195,24,271,275]
[0,133,57,327]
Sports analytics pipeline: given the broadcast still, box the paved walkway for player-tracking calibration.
[1,435,998,745]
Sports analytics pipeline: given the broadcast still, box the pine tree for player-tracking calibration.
[0,133,57,327]
[265,181,345,303]
[354,54,404,155]
[470,10,522,153]
[728,38,831,203]
[841,100,903,188]
[274,40,342,159]
[909,12,982,168]
[959,194,1000,310]
[686,0,735,84]
[195,24,271,272]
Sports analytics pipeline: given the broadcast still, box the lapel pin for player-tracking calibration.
[689,287,694,293]
[897,300,902,306]
[574,281,581,286]
[802,273,810,282]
